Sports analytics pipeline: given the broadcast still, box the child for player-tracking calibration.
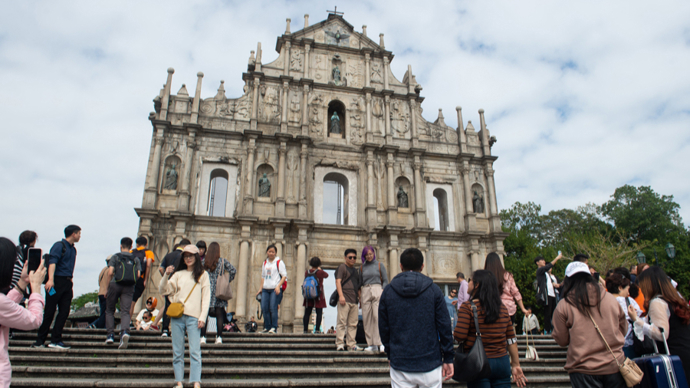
[136,310,154,330]
[522,306,540,335]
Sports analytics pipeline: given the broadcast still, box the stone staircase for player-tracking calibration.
[9,329,570,387]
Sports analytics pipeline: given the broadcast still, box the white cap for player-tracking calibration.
[565,261,590,278]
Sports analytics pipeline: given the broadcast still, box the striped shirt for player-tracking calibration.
[11,246,27,290]
[454,299,516,358]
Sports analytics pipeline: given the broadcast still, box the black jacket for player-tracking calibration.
[378,271,454,373]
[536,262,554,305]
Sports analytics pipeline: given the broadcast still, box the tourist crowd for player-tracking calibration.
[1,225,690,388]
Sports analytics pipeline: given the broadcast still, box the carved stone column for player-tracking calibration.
[388,247,398,278]
[284,42,291,76]
[461,163,477,230]
[143,128,165,208]
[190,72,203,124]
[293,225,308,330]
[409,99,418,146]
[281,79,289,133]
[384,93,392,143]
[365,92,373,142]
[304,43,310,79]
[235,224,252,319]
[386,153,396,224]
[301,84,309,135]
[364,52,371,87]
[413,156,426,228]
[178,128,197,212]
[298,142,308,218]
[276,142,287,217]
[470,250,481,273]
[366,149,376,227]
[251,76,260,130]
[383,57,389,90]
[485,165,501,232]
[244,137,257,214]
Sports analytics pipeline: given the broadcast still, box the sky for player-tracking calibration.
[1,0,689,300]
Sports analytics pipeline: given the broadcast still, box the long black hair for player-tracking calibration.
[561,272,601,315]
[470,270,503,324]
[484,252,508,294]
[0,237,17,290]
[176,252,205,283]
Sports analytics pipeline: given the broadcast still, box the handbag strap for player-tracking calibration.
[182,282,198,304]
[470,300,482,337]
[587,310,622,367]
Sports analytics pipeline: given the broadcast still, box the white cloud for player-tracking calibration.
[1,0,688,299]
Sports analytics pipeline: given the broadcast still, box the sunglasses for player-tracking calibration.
[346,256,356,260]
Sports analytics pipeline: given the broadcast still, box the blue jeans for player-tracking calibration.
[90,295,107,328]
[467,355,512,388]
[171,315,201,383]
[261,289,281,330]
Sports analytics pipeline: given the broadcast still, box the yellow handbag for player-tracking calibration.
[166,282,198,319]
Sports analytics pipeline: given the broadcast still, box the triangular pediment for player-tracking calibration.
[280,14,384,52]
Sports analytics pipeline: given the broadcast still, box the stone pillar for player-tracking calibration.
[251,76,260,130]
[298,142,308,218]
[365,53,371,87]
[384,94,391,143]
[383,57,390,90]
[456,106,466,152]
[365,92,372,142]
[386,153,396,224]
[235,225,252,318]
[462,165,473,212]
[284,42,291,75]
[143,128,164,208]
[388,247,399,278]
[244,138,257,214]
[485,165,501,232]
[301,84,309,135]
[470,250,481,273]
[366,149,376,227]
[276,142,287,217]
[413,156,426,228]
[409,99,417,140]
[293,227,307,329]
[178,129,197,211]
[281,80,289,133]
[304,44,310,79]
[190,72,203,124]
[159,68,174,121]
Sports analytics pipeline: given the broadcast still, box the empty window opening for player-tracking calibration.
[207,170,228,217]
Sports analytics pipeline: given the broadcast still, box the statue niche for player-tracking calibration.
[327,100,346,138]
[472,189,485,214]
[397,186,409,208]
[256,164,275,200]
[394,176,412,210]
[162,155,181,192]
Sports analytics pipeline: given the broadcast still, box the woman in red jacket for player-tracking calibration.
[302,257,329,333]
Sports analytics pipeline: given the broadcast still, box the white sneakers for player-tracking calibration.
[268,328,276,334]
[215,337,223,344]
[379,345,385,353]
[364,345,377,352]
[200,337,206,344]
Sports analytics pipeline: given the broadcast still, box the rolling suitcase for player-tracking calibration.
[634,328,688,388]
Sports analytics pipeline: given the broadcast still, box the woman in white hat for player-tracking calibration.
[160,244,211,388]
[552,261,628,388]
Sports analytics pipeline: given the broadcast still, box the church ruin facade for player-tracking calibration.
[136,13,506,332]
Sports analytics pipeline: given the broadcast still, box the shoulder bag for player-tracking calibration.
[215,258,233,301]
[329,266,353,307]
[587,310,644,387]
[525,325,539,360]
[166,281,198,319]
[452,300,492,382]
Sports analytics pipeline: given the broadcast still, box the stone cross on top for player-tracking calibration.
[327,6,344,16]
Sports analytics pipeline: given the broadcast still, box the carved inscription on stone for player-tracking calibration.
[372,97,384,135]
[349,97,365,144]
[290,49,303,71]
[259,86,280,124]
[289,92,301,124]
[371,61,383,84]
[308,93,324,136]
[390,100,410,139]
[346,62,363,88]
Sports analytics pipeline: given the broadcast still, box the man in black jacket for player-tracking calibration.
[535,253,562,334]
[379,248,454,387]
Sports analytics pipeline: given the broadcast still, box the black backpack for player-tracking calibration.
[113,253,137,285]
[130,249,149,277]
[42,241,76,284]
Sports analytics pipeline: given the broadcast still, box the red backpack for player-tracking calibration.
[264,258,288,291]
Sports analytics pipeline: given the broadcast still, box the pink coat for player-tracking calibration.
[500,272,522,316]
[0,289,44,388]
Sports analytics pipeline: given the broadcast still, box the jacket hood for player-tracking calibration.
[389,271,434,298]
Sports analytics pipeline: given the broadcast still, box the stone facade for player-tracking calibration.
[135,14,506,332]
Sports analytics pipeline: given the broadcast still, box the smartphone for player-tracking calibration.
[48,287,56,296]
[558,250,562,256]
[27,248,42,272]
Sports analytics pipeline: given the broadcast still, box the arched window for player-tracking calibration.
[433,188,449,231]
[207,169,229,217]
[327,100,346,137]
[323,172,349,225]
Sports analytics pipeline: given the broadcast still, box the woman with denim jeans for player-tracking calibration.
[255,244,287,333]
[454,270,527,388]
[159,244,210,388]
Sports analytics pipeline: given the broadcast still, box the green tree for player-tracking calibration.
[71,291,98,311]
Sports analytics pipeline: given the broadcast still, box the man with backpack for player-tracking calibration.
[302,256,328,333]
[129,236,155,326]
[33,225,81,349]
[105,237,141,348]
